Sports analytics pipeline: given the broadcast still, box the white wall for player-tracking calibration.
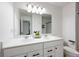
[0,2,14,42]
[0,2,62,42]
[62,3,76,43]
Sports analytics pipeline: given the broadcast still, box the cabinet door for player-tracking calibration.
[54,45,63,57]
[28,49,43,57]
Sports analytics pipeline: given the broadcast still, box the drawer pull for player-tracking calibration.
[55,48,57,49]
[33,53,40,56]
[48,50,52,52]
[48,55,52,57]
[24,56,27,57]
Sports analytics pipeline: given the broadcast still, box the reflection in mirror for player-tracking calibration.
[19,9,32,35]
[42,14,52,34]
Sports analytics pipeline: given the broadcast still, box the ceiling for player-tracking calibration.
[47,2,70,7]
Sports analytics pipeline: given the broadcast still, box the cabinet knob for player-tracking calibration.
[48,55,52,57]
[55,48,57,49]
[24,56,27,57]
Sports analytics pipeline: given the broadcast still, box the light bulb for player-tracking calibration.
[38,7,41,13]
[27,10,31,12]
[32,6,37,13]
[41,8,45,13]
[39,8,45,14]
[36,8,39,14]
[42,8,45,12]
[27,4,32,12]
[28,4,32,10]
[39,11,43,14]
[32,8,35,13]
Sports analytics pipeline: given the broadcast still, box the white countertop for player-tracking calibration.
[3,35,63,49]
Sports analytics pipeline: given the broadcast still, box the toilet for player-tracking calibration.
[64,46,79,57]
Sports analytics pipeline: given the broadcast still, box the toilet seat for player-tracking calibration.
[64,46,79,57]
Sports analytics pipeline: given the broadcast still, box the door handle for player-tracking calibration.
[48,55,52,57]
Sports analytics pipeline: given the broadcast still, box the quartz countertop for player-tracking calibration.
[3,35,63,49]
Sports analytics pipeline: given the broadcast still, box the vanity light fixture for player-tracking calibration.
[26,4,46,14]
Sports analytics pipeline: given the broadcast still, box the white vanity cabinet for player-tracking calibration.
[3,39,63,57]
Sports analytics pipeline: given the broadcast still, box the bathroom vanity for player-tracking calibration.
[1,6,63,57]
[3,36,63,57]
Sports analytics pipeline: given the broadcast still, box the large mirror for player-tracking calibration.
[14,8,52,36]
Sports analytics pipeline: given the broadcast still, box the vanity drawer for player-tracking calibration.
[29,43,43,51]
[44,40,63,48]
[44,47,54,54]
[4,43,43,57]
[4,45,30,57]
[28,49,43,57]
[14,53,28,57]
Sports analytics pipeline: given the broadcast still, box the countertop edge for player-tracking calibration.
[3,39,63,49]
